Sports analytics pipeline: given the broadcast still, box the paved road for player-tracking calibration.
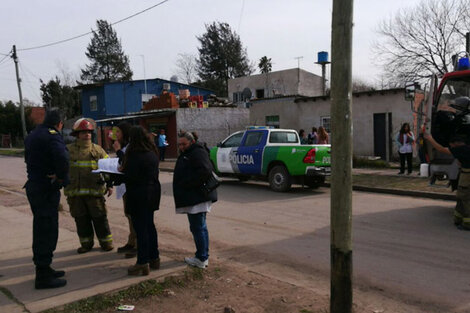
[1,156,468,312]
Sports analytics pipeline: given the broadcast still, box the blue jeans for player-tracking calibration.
[187,212,209,262]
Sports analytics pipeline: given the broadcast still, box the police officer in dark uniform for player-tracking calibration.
[24,108,69,289]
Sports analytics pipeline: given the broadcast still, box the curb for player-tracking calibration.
[322,183,456,201]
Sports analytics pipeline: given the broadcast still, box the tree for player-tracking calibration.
[40,77,80,119]
[174,53,198,84]
[80,20,133,83]
[352,78,376,92]
[374,0,470,84]
[0,100,34,144]
[258,56,273,74]
[196,22,254,96]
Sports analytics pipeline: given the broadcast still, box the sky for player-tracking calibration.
[0,0,425,105]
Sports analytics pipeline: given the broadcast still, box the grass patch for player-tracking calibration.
[0,149,24,157]
[352,174,453,194]
[353,156,390,169]
[43,267,206,313]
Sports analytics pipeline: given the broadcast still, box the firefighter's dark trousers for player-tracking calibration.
[67,196,112,248]
[455,171,470,229]
[25,181,60,267]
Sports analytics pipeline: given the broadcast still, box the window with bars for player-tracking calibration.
[321,116,331,133]
[266,115,280,128]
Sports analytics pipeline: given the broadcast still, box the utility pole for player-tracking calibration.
[466,32,470,54]
[12,45,27,139]
[330,0,354,313]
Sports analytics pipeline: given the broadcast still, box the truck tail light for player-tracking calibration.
[303,148,316,163]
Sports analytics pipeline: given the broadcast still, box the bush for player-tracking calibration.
[353,156,390,168]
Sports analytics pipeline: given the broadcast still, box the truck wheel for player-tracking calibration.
[305,176,325,189]
[269,165,292,192]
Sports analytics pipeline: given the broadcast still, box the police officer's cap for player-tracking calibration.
[43,108,64,127]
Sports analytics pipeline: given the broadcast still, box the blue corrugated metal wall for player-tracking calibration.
[80,79,213,120]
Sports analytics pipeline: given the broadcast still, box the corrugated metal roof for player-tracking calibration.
[95,108,176,123]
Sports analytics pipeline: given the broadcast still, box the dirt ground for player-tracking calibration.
[105,263,331,313]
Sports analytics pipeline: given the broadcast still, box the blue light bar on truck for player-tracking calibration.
[458,57,470,70]
[246,126,274,130]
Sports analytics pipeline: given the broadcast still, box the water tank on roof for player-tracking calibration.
[317,51,329,63]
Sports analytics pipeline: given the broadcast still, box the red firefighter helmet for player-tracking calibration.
[71,118,95,136]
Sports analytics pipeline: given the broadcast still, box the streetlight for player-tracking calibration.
[139,55,147,94]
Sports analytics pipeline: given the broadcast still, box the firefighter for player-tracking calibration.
[65,118,114,253]
[424,132,470,229]
[24,108,69,289]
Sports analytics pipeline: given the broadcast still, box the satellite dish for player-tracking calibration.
[242,88,252,101]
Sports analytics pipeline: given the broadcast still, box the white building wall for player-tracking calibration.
[250,90,413,158]
[176,108,250,147]
[228,68,324,102]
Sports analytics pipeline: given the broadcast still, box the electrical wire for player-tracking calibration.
[18,0,171,52]
[0,52,11,65]
[19,63,42,102]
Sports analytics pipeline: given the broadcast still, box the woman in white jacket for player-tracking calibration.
[395,123,415,175]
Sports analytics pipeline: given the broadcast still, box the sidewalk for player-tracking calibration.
[0,201,186,313]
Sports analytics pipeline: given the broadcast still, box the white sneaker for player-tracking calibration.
[184,257,208,269]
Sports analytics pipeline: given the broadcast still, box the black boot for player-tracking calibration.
[35,266,67,289]
[47,266,65,278]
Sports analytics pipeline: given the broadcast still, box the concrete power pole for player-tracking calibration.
[330,1,354,313]
[12,45,27,139]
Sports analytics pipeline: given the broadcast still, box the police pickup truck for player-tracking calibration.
[210,127,331,192]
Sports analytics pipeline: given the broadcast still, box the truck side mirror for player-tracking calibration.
[405,82,418,101]
[217,142,222,147]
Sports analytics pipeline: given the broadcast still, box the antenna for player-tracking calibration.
[294,56,303,68]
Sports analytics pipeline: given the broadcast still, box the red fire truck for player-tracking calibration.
[408,52,470,189]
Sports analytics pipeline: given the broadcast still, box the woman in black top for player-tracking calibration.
[112,122,137,257]
[121,126,161,275]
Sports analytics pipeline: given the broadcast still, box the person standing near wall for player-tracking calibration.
[65,118,114,254]
[299,129,308,144]
[395,123,415,175]
[158,129,168,161]
[308,127,318,144]
[24,108,69,289]
[317,126,329,144]
[173,131,217,269]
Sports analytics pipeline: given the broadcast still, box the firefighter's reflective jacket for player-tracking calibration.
[64,141,109,197]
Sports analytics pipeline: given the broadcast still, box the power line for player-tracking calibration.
[18,0,171,52]
[0,52,12,65]
[19,63,42,101]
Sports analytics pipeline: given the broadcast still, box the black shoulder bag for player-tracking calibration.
[201,171,221,196]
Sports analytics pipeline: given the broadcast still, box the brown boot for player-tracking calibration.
[124,248,137,258]
[100,241,114,252]
[127,263,149,276]
[149,258,160,270]
[77,245,93,254]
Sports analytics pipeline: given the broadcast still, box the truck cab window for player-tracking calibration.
[222,132,243,148]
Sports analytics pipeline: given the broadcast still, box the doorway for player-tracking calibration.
[373,113,392,160]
